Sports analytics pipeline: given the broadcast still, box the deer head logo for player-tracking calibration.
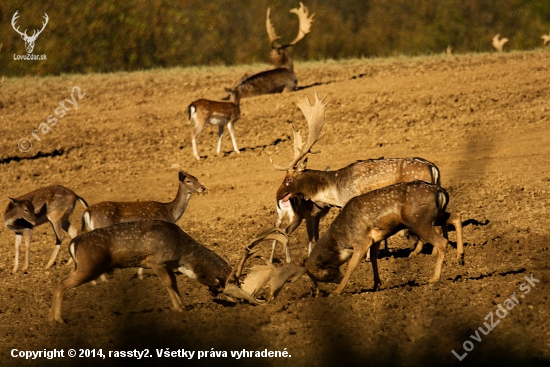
[11,11,49,54]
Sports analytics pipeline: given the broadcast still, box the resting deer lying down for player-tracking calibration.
[50,220,277,324]
[82,171,205,280]
[305,181,462,295]
[270,92,463,263]
[227,3,314,99]
[4,185,88,273]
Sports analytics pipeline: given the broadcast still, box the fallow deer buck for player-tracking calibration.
[187,88,243,160]
[82,171,205,280]
[50,221,289,323]
[270,92,463,263]
[305,181,460,295]
[3,185,88,273]
[227,3,314,99]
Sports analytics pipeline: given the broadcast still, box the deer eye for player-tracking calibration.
[286,177,293,182]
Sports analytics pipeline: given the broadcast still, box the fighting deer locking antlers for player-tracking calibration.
[269,93,463,265]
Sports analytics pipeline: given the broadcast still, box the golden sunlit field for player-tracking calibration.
[0,50,549,366]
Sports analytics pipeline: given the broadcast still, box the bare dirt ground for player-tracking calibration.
[0,50,549,367]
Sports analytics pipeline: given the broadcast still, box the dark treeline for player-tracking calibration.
[1,0,549,76]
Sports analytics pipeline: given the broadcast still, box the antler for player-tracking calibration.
[235,226,289,277]
[11,11,48,40]
[266,8,280,47]
[287,3,314,47]
[266,2,314,49]
[11,11,27,38]
[271,91,328,171]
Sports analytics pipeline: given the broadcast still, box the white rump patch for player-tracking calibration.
[69,242,78,267]
[178,266,197,280]
[339,249,354,262]
[83,211,94,231]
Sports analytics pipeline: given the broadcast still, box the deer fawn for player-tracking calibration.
[269,92,463,263]
[227,3,314,99]
[4,185,88,273]
[187,88,243,160]
[49,221,287,323]
[82,171,205,279]
[306,181,461,295]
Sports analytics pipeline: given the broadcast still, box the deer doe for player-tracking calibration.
[3,185,88,273]
[82,171,205,280]
[187,88,242,160]
[50,220,265,324]
[305,181,461,295]
[227,3,314,99]
[270,92,463,263]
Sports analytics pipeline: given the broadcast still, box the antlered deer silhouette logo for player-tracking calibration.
[11,11,49,54]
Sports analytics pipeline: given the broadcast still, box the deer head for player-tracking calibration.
[266,3,314,70]
[271,92,327,203]
[12,11,49,54]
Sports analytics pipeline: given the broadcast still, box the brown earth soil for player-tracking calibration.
[0,51,549,367]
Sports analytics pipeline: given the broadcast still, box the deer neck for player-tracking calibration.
[300,170,343,207]
[167,185,192,222]
[272,49,294,72]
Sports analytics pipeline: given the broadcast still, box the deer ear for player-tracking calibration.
[8,197,17,204]
[297,158,308,171]
[178,171,187,182]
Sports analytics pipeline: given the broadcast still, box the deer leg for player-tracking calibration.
[447,212,464,264]
[45,218,66,269]
[333,237,372,295]
[227,121,240,154]
[216,125,224,154]
[63,218,78,266]
[409,237,424,257]
[13,234,22,273]
[21,229,33,272]
[148,264,184,312]
[413,226,448,284]
[370,242,382,291]
[306,217,319,256]
[191,124,206,160]
[50,263,105,323]
[270,210,284,263]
